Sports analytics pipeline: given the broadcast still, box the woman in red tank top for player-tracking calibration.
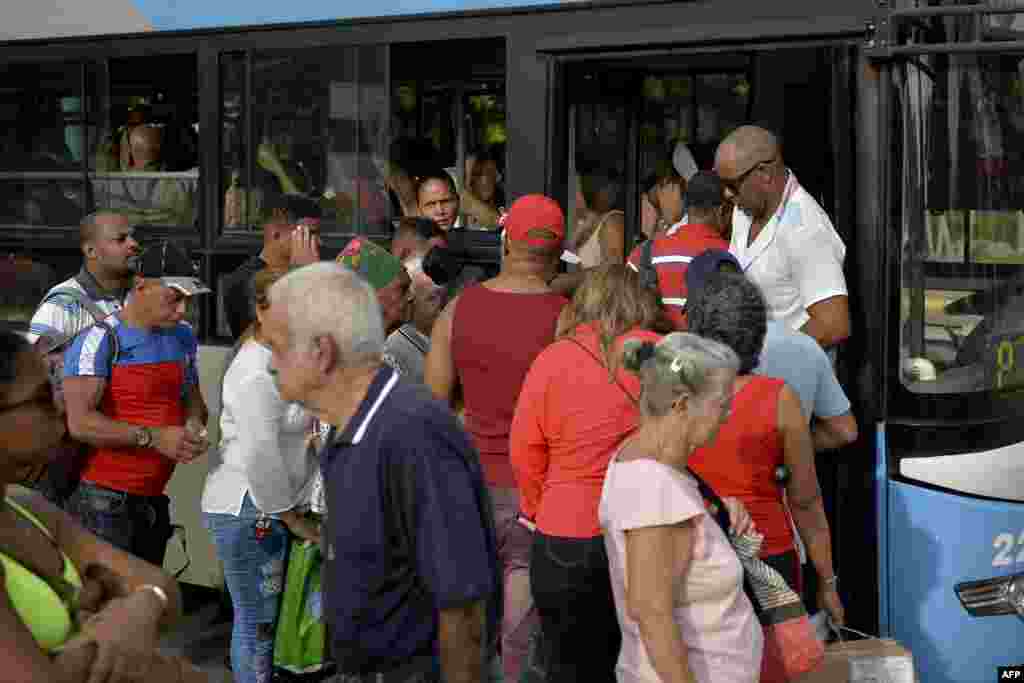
[685,272,845,629]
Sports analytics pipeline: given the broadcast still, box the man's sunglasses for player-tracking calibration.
[722,157,776,194]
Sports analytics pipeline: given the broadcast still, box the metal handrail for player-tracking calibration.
[875,40,1024,56]
[889,4,1024,19]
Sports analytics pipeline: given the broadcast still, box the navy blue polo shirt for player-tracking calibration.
[322,366,498,675]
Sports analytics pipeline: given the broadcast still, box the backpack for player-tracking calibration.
[27,281,120,501]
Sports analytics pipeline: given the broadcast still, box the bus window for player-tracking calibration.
[898,53,1024,394]
[87,54,200,231]
[0,62,88,228]
[223,45,390,237]
[565,61,752,260]
[390,39,507,230]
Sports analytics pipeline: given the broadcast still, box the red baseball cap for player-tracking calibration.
[503,194,565,249]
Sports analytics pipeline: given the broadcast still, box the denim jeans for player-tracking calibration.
[204,493,289,683]
[66,481,172,567]
[326,656,439,683]
[529,532,620,683]
[490,486,535,683]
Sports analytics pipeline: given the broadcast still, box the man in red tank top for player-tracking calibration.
[425,194,568,683]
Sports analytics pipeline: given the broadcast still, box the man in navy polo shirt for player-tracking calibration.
[262,261,497,683]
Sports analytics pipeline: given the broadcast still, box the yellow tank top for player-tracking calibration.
[0,498,82,653]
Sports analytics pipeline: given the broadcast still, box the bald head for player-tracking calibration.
[716,126,780,174]
[128,125,162,166]
[80,211,129,246]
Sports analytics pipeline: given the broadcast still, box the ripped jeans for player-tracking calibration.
[204,493,289,683]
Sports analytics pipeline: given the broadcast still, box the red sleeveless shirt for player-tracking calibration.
[687,376,793,557]
[452,284,567,488]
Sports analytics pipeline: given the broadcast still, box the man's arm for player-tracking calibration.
[802,295,851,349]
[64,376,205,463]
[808,332,857,451]
[789,217,851,348]
[424,295,459,406]
[812,412,858,452]
[399,419,496,683]
[63,376,140,449]
[438,599,486,683]
[12,491,183,631]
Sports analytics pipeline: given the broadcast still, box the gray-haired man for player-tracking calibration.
[262,262,498,683]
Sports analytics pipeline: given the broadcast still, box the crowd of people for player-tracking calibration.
[0,124,860,683]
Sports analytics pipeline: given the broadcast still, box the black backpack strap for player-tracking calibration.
[639,237,660,295]
[686,465,764,616]
[685,465,732,533]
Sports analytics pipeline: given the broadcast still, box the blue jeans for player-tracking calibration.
[204,494,290,683]
[66,481,172,567]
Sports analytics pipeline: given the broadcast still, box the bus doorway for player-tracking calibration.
[558,42,868,624]
[559,46,854,252]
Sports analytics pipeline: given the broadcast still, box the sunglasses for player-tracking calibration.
[721,157,776,194]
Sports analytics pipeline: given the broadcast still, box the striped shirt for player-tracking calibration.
[627,223,728,329]
[27,268,126,346]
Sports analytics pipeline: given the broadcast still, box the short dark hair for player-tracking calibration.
[685,171,725,210]
[686,272,766,375]
[79,211,127,246]
[263,193,323,223]
[415,170,457,199]
[469,145,503,171]
[640,150,683,193]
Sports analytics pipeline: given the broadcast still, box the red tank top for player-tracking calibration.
[452,284,567,487]
[687,376,793,557]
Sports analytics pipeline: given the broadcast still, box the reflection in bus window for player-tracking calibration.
[87,55,200,230]
[898,53,1024,393]
[566,63,752,249]
[390,40,507,229]
[0,63,89,227]
[222,45,390,236]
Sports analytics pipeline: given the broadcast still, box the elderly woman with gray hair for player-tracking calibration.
[599,333,763,683]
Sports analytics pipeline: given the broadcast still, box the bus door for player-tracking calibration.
[554,45,855,262]
[556,44,878,625]
[871,4,1024,681]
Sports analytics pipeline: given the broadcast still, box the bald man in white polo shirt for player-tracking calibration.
[715,126,850,349]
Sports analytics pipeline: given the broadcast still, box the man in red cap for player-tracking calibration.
[425,194,568,683]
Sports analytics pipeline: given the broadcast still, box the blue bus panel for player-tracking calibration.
[886,480,1024,683]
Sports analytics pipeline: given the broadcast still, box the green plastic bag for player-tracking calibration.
[273,538,328,677]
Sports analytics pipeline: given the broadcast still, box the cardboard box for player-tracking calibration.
[795,638,915,683]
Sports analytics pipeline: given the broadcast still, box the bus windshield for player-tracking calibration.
[899,51,1024,395]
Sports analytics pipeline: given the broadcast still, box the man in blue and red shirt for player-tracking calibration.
[627,170,731,329]
[62,254,211,566]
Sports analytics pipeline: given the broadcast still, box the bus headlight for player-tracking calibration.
[954,573,1024,621]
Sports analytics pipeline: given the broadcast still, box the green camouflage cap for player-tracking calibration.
[336,237,405,290]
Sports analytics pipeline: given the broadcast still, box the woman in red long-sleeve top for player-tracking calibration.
[510,264,670,683]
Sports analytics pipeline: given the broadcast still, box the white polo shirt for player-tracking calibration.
[729,171,847,331]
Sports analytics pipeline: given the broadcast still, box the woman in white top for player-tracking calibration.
[201,267,320,683]
[599,333,763,683]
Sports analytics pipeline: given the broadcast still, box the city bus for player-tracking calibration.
[0,0,1021,680]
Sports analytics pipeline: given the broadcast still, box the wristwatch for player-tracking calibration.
[135,426,153,449]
